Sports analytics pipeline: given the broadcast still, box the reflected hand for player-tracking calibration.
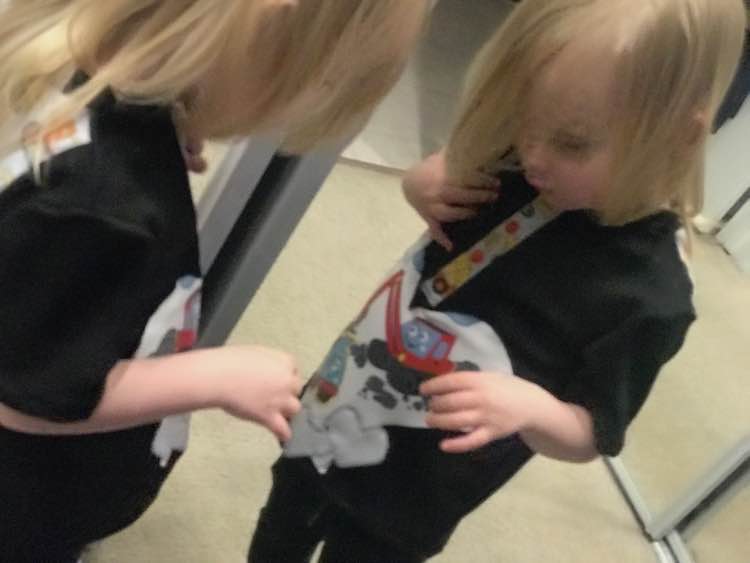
[402,150,500,251]
[420,371,542,453]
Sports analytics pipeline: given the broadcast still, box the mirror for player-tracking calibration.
[83,1,748,561]
[339,1,750,561]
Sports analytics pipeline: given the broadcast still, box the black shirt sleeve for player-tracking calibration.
[0,199,153,422]
[563,311,695,457]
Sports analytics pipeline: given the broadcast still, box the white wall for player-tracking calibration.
[702,95,750,273]
[718,201,750,273]
[342,0,514,170]
[704,98,750,223]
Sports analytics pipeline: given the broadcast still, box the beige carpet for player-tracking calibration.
[89,163,664,563]
[619,232,750,563]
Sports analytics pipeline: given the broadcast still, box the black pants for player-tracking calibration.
[1,427,181,563]
[0,541,82,563]
[248,459,428,563]
[249,431,533,563]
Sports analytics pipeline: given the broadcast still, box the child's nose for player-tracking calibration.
[521,141,550,182]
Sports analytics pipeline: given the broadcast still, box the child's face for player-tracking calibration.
[518,40,617,213]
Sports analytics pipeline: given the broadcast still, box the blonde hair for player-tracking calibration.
[447,0,747,225]
[0,0,429,154]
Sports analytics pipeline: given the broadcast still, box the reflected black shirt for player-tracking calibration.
[0,85,200,542]
[413,171,696,456]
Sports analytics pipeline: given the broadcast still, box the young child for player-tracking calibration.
[0,1,428,561]
[248,1,747,562]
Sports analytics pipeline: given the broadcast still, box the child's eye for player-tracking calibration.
[555,137,590,153]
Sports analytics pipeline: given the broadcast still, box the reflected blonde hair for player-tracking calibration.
[0,0,428,154]
[447,0,746,225]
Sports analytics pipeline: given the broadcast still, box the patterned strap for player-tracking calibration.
[421,196,559,306]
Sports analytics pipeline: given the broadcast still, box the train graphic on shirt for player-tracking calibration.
[151,281,201,356]
[285,238,514,472]
[132,275,202,466]
[135,275,202,358]
[311,271,478,404]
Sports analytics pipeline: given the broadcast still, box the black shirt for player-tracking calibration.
[0,84,200,543]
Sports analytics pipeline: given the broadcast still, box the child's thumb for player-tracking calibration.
[268,414,292,444]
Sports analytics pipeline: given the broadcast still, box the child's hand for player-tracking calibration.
[420,371,541,453]
[181,137,208,174]
[216,346,303,443]
[402,150,500,251]
[174,100,208,173]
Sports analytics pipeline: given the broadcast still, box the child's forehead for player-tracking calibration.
[526,40,618,131]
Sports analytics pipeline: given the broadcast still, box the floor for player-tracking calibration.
[619,231,750,563]
[94,158,747,563]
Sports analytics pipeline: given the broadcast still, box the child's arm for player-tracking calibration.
[420,371,598,463]
[0,346,302,442]
[402,149,500,251]
[0,208,302,442]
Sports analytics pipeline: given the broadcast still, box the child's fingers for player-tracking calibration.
[181,137,208,173]
[427,220,453,252]
[428,391,476,413]
[420,372,473,396]
[282,396,302,418]
[426,410,480,431]
[439,428,492,454]
[432,204,477,223]
[185,154,208,174]
[184,138,204,156]
[464,170,502,190]
[443,186,498,207]
[268,413,293,443]
[288,376,304,396]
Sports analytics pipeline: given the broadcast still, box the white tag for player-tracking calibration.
[0,112,92,192]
